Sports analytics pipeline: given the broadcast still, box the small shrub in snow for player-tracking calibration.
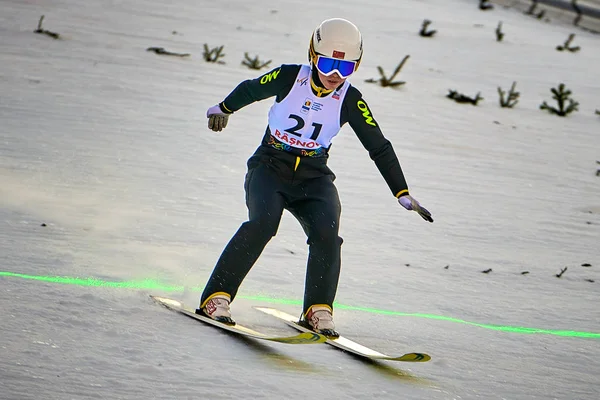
[496,22,505,42]
[525,1,547,20]
[479,0,493,11]
[203,44,226,64]
[146,47,190,57]
[447,90,483,106]
[419,20,436,37]
[539,83,579,117]
[34,15,60,40]
[241,53,272,70]
[556,34,580,52]
[572,1,583,26]
[498,82,519,108]
[365,56,410,88]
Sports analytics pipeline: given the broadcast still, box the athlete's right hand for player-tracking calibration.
[206,104,229,132]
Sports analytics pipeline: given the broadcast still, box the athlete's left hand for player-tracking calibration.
[398,195,433,223]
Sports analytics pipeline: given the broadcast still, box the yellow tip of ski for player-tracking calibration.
[254,306,431,362]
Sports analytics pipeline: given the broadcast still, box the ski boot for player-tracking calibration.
[299,305,339,338]
[196,293,235,325]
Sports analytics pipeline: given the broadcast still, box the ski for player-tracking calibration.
[254,306,431,362]
[151,296,326,344]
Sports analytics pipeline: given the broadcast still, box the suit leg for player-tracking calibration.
[288,176,343,315]
[201,165,285,305]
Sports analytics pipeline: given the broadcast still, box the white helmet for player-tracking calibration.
[309,18,363,69]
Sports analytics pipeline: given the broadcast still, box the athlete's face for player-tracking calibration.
[317,70,346,90]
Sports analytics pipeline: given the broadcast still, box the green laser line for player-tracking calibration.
[1,271,598,339]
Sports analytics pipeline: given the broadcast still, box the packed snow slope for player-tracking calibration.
[1,0,599,399]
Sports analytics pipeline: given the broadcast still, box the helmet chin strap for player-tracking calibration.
[309,66,335,97]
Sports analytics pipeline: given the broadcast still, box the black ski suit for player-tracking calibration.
[200,64,411,315]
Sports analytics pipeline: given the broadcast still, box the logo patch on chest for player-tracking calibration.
[310,102,323,111]
[300,98,324,114]
[301,99,312,114]
[297,77,309,86]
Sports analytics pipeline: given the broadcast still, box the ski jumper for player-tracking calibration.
[200,64,410,315]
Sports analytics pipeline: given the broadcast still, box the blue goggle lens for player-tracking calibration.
[316,56,357,78]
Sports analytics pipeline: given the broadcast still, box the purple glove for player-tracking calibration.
[398,195,433,223]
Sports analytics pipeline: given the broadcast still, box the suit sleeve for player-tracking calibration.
[342,86,410,198]
[219,64,301,113]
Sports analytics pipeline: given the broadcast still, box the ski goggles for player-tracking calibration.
[315,55,357,78]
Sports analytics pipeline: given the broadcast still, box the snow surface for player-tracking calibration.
[1,0,599,399]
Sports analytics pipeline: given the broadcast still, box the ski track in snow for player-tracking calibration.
[1,0,599,399]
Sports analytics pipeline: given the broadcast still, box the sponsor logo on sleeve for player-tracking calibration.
[357,100,377,126]
[260,69,281,84]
